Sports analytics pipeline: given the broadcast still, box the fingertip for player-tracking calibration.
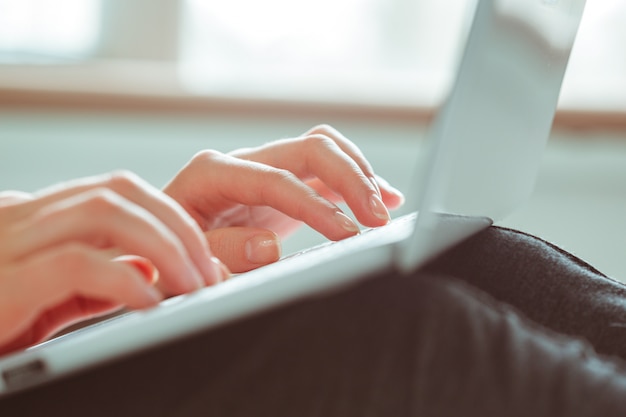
[155,263,204,296]
[245,233,281,265]
[375,176,405,209]
[383,190,405,210]
[369,194,391,222]
[141,286,164,306]
[111,254,165,306]
[331,211,360,240]
[208,256,231,284]
[350,193,390,229]
[113,255,159,285]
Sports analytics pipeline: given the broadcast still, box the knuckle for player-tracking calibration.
[190,149,223,165]
[84,189,124,216]
[309,124,334,136]
[267,167,296,184]
[292,198,310,222]
[258,168,298,202]
[302,134,336,156]
[304,133,334,147]
[0,191,33,206]
[106,170,142,193]
[0,192,33,230]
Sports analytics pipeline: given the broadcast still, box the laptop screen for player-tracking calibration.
[416,0,586,221]
[398,0,587,272]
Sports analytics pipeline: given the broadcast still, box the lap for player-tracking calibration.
[424,226,626,358]
[2,226,626,416]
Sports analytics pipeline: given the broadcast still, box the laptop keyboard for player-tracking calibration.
[280,212,416,262]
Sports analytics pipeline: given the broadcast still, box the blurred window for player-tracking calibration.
[178,0,471,102]
[0,0,624,110]
[0,0,100,63]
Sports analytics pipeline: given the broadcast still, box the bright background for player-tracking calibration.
[1,0,625,279]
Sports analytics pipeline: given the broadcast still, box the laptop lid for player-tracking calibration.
[398,0,587,272]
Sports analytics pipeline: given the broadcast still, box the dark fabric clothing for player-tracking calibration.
[2,226,626,416]
[424,226,626,360]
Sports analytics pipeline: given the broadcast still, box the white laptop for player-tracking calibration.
[0,0,587,396]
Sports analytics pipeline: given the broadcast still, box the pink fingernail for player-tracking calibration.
[210,256,231,283]
[335,211,360,234]
[370,194,390,221]
[245,235,281,264]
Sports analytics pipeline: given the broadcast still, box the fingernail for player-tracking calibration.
[196,250,227,285]
[335,211,360,234]
[114,255,159,285]
[144,286,164,304]
[370,194,390,221]
[245,234,281,264]
[210,256,231,282]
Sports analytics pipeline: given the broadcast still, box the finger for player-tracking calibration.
[0,191,33,207]
[305,175,405,211]
[5,189,206,295]
[0,244,162,350]
[205,227,280,273]
[113,255,159,285]
[290,124,386,201]
[3,255,159,352]
[19,172,221,286]
[373,174,405,210]
[314,127,406,208]
[290,125,405,211]
[0,296,121,356]
[303,124,378,186]
[167,151,361,241]
[232,135,390,227]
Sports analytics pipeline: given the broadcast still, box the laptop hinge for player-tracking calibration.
[395,212,492,274]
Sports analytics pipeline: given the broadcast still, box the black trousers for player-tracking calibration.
[3,226,626,416]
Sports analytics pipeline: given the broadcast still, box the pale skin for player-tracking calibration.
[0,125,404,355]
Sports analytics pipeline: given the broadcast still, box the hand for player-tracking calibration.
[0,174,228,355]
[0,124,402,354]
[165,124,404,273]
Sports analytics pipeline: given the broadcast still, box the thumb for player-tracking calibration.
[205,227,281,273]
